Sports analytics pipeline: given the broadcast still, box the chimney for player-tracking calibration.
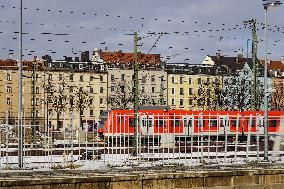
[216,52,221,60]
[42,55,52,62]
[64,56,73,62]
[81,51,89,62]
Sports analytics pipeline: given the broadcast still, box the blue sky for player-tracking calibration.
[0,0,283,63]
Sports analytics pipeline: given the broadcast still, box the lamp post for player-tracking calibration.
[18,0,23,169]
[263,0,282,161]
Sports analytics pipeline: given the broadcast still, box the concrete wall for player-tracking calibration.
[1,169,284,189]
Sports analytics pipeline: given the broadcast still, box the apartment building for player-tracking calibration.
[0,59,45,128]
[99,50,167,109]
[165,63,223,110]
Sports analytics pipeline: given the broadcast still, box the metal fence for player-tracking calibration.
[0,112,284,170]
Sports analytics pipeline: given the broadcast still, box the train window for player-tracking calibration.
[220,118,227,127]
[231,119,238,127]
[142,119,147,127]
[129,118,135,127]
[183,119,192,127]
[196,119,205,127]
[269,119,277,127]
[251,118,255,127]
[171,119,181,127]
[209,119,217,127]
[155,119,165,127]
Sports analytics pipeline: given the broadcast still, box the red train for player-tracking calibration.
[98,109,284,138]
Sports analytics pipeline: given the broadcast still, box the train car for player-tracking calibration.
[98,108,284,141]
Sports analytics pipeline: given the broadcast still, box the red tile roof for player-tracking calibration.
[99,51,161,66]
[0,59,44,70]
[260,60,284,70]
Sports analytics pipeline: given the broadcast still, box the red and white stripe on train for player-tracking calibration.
[98,109,284,137]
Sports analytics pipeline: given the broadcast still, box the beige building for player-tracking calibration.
[165,63,222,110]
[0,58,108,131]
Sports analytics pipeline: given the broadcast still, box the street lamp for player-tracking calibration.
[263,0,282,161]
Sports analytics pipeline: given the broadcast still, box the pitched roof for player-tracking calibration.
[0,59,44,70]
[99,51,161,66]
[208,55,245,71]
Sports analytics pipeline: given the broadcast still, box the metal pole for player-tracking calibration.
[18,0,23,169]
[264,7,268,161]
[133,32,139,156]
[32,56,37,145]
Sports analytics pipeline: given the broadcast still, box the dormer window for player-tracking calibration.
[79,64,84,70]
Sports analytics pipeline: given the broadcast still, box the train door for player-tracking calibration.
[219,115,227,134]
[182,115,194,136]
[140,115,154,135]
[256,114,264,135]
[140,115,148,135]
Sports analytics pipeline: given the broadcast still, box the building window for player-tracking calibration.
[171,98,175,105]
[100,98,103,104]
[100,75,103,82]
[152,87,155,93]
[207,78,210,84]
[69,74,74,81]
[142,76,146,83]
[80,75,84,82]
[188,78,192,85]
[6,98,11,105]
[207,100,211,106]
[180,77,183,84]
[121,74,125,81]
[59,74,63,81]
[89,98,93,105]
[6,73,11,81]
[171,77,175,84]
[121,86,125,93]
[207,89,211,95]
[48,74,52,80]
[90,76,93,81]
[111,74,115,81]
[188,88,192,95]
[79,87,83,92]
[189,99,193,105]
[90,87,94,93]
[198,88,202,95]
[69,86,74,93]
[36,87,40,94]
[171,88,175,94]
[100,87,104,93]
[36,98,40,105]
[198,78,202,85]
[90,110,94,116]
[151,75,155,82]
[6,86,12,93]
[179,88,184,95]
[180,99,184,106]
[35,74,39,81]
[110,86,114,92]
[141,86,145,93]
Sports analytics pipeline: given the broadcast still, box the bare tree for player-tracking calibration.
[221,69,265,111]
[107,80,158,109]
[71,87,93,129]
[43,79,69,129]
[271,81,284,110]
